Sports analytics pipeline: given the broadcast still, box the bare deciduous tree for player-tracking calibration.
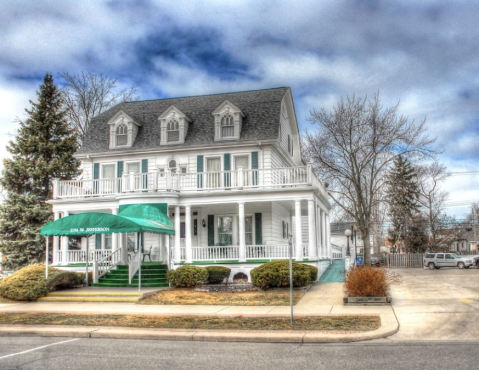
[60,72,139,142]
[302,94,437,264]
[416,161,449,249]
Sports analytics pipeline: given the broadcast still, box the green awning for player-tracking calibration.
[118,203,172,228]
[40,210,175,237]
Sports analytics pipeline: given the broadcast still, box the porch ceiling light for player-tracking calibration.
[202,219,206,227]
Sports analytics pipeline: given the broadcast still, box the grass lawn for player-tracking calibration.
[0,313,380,331]
[139,288,306,306]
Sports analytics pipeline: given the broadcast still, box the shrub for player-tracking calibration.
[250,260,311,289]
[47,271,83,291]
[167,265,208,288]
[0,265,61,301]
[76,271,93,286]
[205,266,231,284]
[344,266,401,297]
[303,264,318,282]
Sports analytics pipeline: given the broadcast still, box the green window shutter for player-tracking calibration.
[224,153,231,187]
[93,163,100,194]
[117,161,123,192]
[93,163,100,179]
[255,213,262,245]
[197,155,204,189]
[141,159,148,173]
[95,234,101,250]
[141,159,148,190]
[251,152,259,185]
[208,215,214,246]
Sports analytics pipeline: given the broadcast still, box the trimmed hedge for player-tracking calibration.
[0,264,84,301]
[167,265,208,288]
[304,264,318,282]
[205,266,231,284]
[250,260,312,289]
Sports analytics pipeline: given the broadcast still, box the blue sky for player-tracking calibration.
[0,0,478,217]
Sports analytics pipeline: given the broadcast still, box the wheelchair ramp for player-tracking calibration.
[320,259,346,283]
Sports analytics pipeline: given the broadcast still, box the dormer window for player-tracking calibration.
[158,106,191,145]
[221,114,234,138]
[212,100,244,141]
[108,111,140,149]
[167,120,180,142]
[116,124,128,146]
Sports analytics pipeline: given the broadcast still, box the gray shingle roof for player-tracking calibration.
[77,87,289,154]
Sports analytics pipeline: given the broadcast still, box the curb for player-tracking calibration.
[0,313,398,343]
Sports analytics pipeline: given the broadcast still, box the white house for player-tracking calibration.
[48,87,332,285]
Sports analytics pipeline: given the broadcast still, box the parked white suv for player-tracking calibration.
[423,253,473,270]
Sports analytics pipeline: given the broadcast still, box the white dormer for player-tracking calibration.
[108,110,141,149]
[158,105,191,145]
[212,100,244,141]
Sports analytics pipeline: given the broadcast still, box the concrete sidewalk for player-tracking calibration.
[0,283,398,343]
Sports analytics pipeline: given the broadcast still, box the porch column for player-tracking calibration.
[185,205,192,263]
[316,204,321,259]
[295,200,303,261]
[174,206,181,262]
[159,234,164,263]
[321,209,326,258]
[111,208,118,254]
[120,233,128,264]
[61,211,69,265]
[238,202,246,262]
[326,214,331,258]
[53,211,60,264]
[308,200,317,260]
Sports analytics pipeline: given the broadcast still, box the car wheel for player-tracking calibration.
[476,262,479,268]
[428,262,435,270]
[458,262,465,269]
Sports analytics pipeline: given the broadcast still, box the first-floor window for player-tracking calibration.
[127,233,137,252]
[245,216,253,245]
[104,234,112,250]
[218,216,233,245]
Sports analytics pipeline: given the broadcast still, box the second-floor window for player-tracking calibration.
[116,124,128,146]
[221,114,234,138]
[167,120,180,142]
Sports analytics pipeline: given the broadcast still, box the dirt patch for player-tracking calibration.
[139,288,306,306]
[0,313,380,331]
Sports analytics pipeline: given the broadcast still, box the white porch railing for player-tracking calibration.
[92,248,122,283]
[53,165,329,199]
[332,246,345,259]
[192,246,240,261]
[57,250,115,264]
[129,251,141,284]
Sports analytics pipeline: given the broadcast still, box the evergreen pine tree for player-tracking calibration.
[386,155,421,252]
[0,74,80,269]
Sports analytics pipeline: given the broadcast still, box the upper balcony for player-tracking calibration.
[52,165,328,200]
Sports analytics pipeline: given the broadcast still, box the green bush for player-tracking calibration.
[76,271,93,286]
[167,265,208,288]
[250,260,311,289]
[304,264,318,282]
[47,271,83,291]
[205,266,231,284]
[0,265,60,301]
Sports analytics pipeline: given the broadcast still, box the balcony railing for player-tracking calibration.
[53,165,328,199]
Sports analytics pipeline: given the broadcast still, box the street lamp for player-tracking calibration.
[344,228,352,256]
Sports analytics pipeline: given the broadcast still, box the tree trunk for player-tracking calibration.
[362,227,371,265]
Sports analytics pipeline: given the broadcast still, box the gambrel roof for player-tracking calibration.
[78,87,290,154]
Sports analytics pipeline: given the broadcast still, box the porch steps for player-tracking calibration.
[91,263,169,288]
[320,259,346,283]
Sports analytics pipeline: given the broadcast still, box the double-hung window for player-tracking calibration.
[167,120,180,143]
[116,124,128,146]
[221,114,234,138]
[217,216,233,246]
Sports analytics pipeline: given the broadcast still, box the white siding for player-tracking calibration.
[271,203,291,245]
[271,148,285,168]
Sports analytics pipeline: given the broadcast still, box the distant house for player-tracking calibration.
[47,87,332,284]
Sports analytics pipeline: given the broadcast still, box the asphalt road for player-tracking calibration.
[0,337,478,370]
